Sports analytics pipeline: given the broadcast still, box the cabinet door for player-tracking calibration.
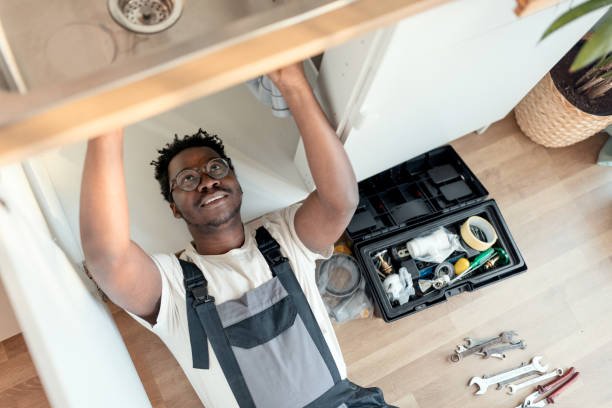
[0,279,20,341]
[322,0,605,181]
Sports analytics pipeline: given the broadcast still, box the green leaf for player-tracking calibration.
[541,0,612,40]
[571,9,612,71]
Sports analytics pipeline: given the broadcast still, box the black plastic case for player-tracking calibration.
[346,146,527,322]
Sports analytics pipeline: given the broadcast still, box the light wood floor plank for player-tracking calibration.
[0,343,7,364]
[0,376,48,408]
[0,353,39,394]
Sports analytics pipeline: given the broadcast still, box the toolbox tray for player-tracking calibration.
[346,146,527,322]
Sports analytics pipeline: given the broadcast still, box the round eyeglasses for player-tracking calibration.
[170,157,231,192]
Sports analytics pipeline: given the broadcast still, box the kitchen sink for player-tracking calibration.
[0,0,353,122]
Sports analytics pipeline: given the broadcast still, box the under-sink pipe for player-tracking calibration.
[0,19,26,94]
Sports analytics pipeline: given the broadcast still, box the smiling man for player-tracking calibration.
[80,62,396,408]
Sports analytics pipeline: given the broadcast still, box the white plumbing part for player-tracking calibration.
[383,274,403,300]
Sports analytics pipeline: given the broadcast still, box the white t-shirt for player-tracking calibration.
[127,203,347,408]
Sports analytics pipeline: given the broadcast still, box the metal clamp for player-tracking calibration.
[190,285,215,306]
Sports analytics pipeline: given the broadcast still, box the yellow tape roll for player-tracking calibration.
[460,216,498,251]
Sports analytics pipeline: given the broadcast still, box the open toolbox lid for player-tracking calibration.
[346,145,489,244]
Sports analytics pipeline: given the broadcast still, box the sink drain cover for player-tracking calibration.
[109,0,183,34]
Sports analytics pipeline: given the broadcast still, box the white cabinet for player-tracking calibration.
[0,164,151,408]
[316,0,606,181]
[0,279,20,341]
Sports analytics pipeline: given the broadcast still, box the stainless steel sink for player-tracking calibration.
[0,0,353,123]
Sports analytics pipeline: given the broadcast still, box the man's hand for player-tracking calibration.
[267,62,309,92]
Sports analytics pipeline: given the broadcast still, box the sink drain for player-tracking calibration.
[108,0,183,34]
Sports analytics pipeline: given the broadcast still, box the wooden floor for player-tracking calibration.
[1,113,610,408]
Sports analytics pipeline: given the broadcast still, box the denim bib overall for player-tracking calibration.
[180,227,396,408]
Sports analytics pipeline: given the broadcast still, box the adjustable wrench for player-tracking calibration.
[469,356,548,395]
[507,368,563,395]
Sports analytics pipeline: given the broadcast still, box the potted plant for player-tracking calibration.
[514,1,612,148]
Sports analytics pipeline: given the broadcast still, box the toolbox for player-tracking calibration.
[345,145,527,322]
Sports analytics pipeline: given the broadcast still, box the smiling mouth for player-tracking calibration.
[199,193,229,207]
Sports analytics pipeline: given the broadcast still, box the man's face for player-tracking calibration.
[168,146,242,228]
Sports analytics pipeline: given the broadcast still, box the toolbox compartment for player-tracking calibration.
[346,146,527,322]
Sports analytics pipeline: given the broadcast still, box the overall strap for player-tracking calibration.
[180,259,212,369]
[255,227,284,277]
[179,260,256,408]
[254,227,342,384]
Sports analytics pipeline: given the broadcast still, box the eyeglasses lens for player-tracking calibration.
[175,158,230,191]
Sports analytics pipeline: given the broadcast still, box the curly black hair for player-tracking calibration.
[150,129,234,203]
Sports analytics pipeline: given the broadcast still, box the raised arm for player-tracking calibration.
[80,129,161,323]
[269,63,359,254]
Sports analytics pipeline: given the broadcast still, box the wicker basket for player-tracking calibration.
[515,73,612,148]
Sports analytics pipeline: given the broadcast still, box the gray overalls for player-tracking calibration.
[180,227,396,408]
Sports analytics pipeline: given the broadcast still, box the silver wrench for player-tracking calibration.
[463,331,517,349]
[469,356,548,395]
[507,368,563,395]
[480,352,505,360]
[477,340,527,359]
[451,331,517,362]
[497,368,536,390]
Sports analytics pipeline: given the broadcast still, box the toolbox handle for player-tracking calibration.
[445,283,471,298]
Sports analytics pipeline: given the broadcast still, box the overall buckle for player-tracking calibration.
[264,247,288,267]
[190,285,215,306]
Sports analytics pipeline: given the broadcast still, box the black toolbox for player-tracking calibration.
[346,145,527,322]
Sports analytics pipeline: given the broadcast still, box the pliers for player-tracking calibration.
[516,367,579,408]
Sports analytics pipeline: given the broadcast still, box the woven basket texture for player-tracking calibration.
[515,73,612,148]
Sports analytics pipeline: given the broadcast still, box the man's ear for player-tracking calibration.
[170,202,182,219]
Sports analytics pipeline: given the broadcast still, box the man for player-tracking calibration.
[80,62,395,407]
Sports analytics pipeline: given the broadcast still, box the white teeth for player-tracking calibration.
[204,195,225,205]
